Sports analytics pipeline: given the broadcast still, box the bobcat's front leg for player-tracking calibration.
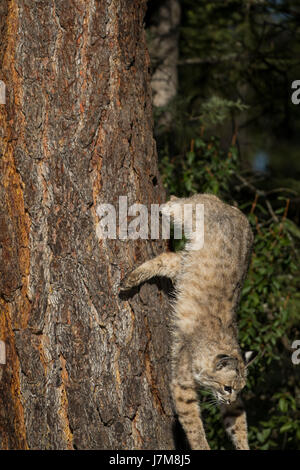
[120,252,182,290]
[172,347,210,450]
[172,379,210,450]
[220,398,249,450]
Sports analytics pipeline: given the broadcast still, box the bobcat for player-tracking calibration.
[120,193,257,450]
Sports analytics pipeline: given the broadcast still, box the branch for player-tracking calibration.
[177,53,238,66]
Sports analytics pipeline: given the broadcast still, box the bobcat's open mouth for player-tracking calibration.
[214,391,232,405]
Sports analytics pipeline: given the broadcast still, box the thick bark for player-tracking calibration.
[0,0,174,450]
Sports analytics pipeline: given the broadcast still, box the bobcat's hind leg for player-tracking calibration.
[120,252,182,290]
[220,398,249,450]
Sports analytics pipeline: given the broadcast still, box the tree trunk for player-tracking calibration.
[0,0,174,450]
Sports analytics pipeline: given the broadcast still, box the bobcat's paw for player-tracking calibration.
[120,270,139,291]
[120,274,132,291]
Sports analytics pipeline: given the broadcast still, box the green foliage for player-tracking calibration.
[240,212,300,449]
[198,96,249,127]
[160,134,239,197]
[159,132,300,450]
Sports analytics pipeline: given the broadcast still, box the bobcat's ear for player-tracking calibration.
[244,350,258,367]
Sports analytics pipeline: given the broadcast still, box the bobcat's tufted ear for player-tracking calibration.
[244,350,258,367]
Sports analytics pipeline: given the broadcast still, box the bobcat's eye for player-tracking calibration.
[224,386,232,393]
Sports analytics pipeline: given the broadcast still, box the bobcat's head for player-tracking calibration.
[192,351,257,404]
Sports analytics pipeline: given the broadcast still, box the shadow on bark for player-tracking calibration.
[172,418,191,450]
[119,277,175,301]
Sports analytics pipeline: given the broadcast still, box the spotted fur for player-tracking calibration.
[121,193,256,450]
